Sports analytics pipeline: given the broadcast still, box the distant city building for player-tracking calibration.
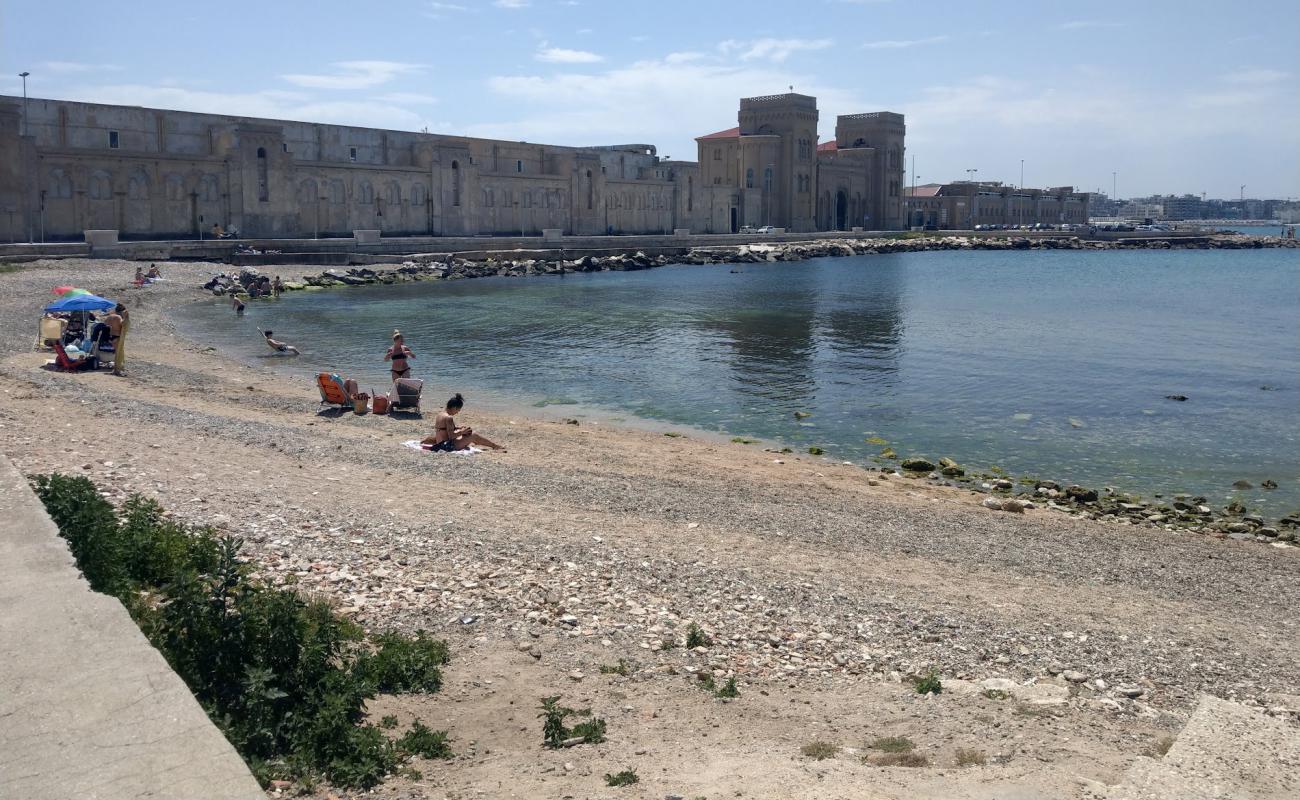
[1159,194,1204,220]
[0,91,905,242]
[904,182,1090,228]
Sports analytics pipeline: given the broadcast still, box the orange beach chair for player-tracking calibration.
[316,373,354,407]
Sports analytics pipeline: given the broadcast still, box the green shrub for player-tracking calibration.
[801,741,839,760]
[398,722,453,759]
[599,659,631,675]
[358,631,450,693]
[379,715,399,730]
[685,623,713,649]
[914,669,942,695]
[604,769,640,786]
[30,474,449,791]
[714,676,740,699]
[538,696,607,748]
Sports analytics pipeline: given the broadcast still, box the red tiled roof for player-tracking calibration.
[817,140,837,152]
[696,126,740,140]
[906,185,942,198]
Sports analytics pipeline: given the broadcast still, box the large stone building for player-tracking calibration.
[905,182,1090,229]
[0,92,904,242]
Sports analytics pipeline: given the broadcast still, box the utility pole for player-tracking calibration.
[1112,172,1117,201]
[1020,159,1024,190]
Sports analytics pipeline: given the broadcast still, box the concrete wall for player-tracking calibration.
[0,455,264,800]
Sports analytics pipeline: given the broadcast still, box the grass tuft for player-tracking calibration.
[599,658,631,676]
[397,722,453,760]
[914,668,942,695]
[685,623,713,649]
[955,747,986,766]
[870,736,914,753]
[604,769,640,786]
[872,752,930,767]
[801,741,840,760]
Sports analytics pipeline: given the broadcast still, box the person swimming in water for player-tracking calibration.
[261,329,299,355]
[420,393,505,452]
[384,329,415,383]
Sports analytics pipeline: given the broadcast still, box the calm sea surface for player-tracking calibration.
[181,248,1300,512]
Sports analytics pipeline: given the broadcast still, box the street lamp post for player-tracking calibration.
[18,72,29,136]
[1019,159,1024,190]
[966,168,978,229]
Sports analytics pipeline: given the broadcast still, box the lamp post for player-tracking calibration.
[966,168,978,229]
[1019,159,1024,190]
[18,72,29,136]
[1112,172,1117,201]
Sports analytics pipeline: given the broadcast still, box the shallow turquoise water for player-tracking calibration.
[182,248,1300,513]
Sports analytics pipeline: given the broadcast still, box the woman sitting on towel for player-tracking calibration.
[384,329,415,383]
[421,393,505,452]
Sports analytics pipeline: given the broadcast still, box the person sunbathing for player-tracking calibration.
[261,330,300,355]
[420,393,505,452]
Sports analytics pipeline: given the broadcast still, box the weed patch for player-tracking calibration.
[730,437,757,445]
[807,446,825,455]
[801,741,839,760]
[599,659,631,675]
[397,722,453,760]
[982,688,1009,700]
[30,473,449,790]
[538,696,607,748]
[604,769,640,786]
[914,669,942,695]
[955,748,986,766]
[872,752,930,767]
[870,736,914,753]
[685,623,713,649]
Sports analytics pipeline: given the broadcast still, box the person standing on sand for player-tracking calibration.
[421,393,505,452]
[384,330,415,383]
[105,303,129,376]
[272,276,283,298]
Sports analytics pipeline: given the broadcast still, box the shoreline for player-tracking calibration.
[3,257,1298,798]
[195,240,1299,538]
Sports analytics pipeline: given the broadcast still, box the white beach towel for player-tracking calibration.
[403,440,483,456]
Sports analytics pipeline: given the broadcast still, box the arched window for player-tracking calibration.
[298,179,318,203]
[745,168,754,189]
[516,159,523,173]
[586,170,593,210]
[329,179,345,204]
[164,174,184,201]
[687,175,693,212]
[88,171,112,200]
[127,172,149,201]
[358,180,374,204]
[256,147,268,201]
[450,161,462,207]
[411,184,426,206]
[387,181,401,205]
[48,169,74,200]
[763,168,773,193]
[200,175,219,202]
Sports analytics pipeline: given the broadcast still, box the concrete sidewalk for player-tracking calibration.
[0,454,264,800]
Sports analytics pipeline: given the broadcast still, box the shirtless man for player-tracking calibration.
[261,329,300,355]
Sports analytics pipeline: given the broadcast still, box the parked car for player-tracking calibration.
[739,225,757,234]
[756,225,776,234]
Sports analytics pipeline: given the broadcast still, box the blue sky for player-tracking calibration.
[2,0,1297,198]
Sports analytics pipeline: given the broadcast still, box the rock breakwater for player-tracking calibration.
[202,234,1297,294]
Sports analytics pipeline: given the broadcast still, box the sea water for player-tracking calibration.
[182,247,1300,513]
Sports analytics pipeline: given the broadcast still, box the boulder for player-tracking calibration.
[1065,485,1099,503]
[901,457,936,472]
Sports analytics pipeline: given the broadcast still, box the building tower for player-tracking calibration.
[833,112,906,230]
[737,93,819,232]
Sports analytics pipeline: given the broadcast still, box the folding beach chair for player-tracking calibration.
[391,378,424,409]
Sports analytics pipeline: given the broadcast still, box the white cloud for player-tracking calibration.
[719,38,834,63]
[1057,20,1123,30]
[1221,68,1288,84]
[862,35,949,49]
[494,0,530,7]
[475,54,868,157]
[45,83,443,133]
[536,47,604,63]
[281,61,424,90]
[38,61,123,74]
[424,1,468,17]
[378,92,439,104]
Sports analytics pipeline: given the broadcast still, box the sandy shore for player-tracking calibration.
[2,258,1297,799]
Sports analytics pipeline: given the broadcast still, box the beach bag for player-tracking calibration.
[372,393,389,415]
[352,392,370,414]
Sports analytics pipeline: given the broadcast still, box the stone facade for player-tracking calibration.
[694,94,906,233]
[0,92,905,242]
[905,182,1091,229]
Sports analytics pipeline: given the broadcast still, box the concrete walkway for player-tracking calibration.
[0,454,264,800]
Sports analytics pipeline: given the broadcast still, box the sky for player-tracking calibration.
[1,0,1297,199]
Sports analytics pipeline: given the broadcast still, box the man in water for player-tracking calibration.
[262,330,299,355]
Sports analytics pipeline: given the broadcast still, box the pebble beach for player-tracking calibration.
[2,256,1297,799]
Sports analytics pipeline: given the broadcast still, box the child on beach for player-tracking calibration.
[261,330,300,355]
[420,393,505,452]
[384,329,415,383]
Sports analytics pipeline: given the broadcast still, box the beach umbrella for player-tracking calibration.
[45,292,117,313]
[52,285,77,296]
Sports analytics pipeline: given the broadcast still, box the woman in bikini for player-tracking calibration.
[421,393,505,452]
[384,329,415,383]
